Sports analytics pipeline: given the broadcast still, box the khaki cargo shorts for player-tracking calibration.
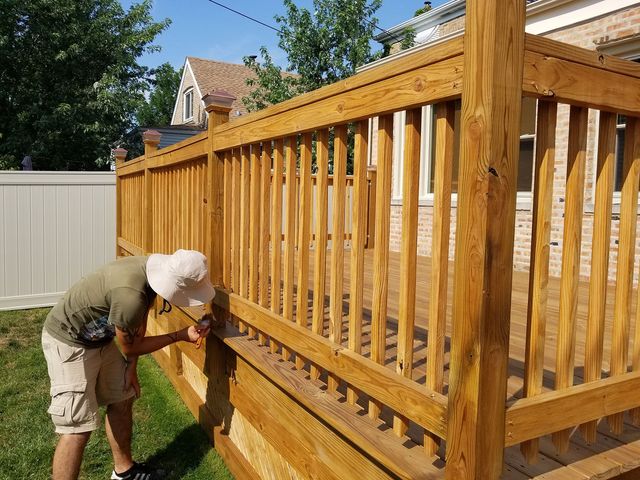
[41,328,136,434]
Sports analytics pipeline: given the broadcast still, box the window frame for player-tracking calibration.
[183,87,194,122]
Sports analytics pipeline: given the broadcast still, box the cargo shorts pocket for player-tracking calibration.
[48,382,96,432]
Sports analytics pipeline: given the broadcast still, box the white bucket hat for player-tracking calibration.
[146,250,216,307]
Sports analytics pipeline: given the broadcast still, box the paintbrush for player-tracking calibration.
[195,318,210,349]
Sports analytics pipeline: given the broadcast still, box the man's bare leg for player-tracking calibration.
[105,397,135,473]
[52,432,91,480]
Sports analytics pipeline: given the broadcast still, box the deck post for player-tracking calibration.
[113,147,127,258]
[203,90,235,286]
[445,0,525,478]
[142,130,161,255]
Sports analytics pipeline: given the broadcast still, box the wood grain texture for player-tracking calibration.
[213,289,449,439]
[553,106,588,453]
[211,56,463,152]
[270,139,285,354]
[231,149,241,294]
[369,114,394,420]
[328,125,348,391]
[522,51,640,116]
[258,142,272,346]
[223,150,232,289]
[239,146,251,301]
[347,120,370,406]
[311,129,329,380]
[580,111,615,441]
[425,101,455,456]
[393,108,421,437]
[282,136,297,362]
[445,0,525,478]
[520,100,557,463]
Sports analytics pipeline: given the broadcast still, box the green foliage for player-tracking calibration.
[242,47,301,112]
[0,0,169,170]
[243,0,382,112]
[0,308,232,479]
[136,63,182,127]
[400,27,417,51]
[414,3,432,16]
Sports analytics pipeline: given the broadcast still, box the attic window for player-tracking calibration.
[183,88,194,122]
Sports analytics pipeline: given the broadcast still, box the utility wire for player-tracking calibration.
[204,0,419,48]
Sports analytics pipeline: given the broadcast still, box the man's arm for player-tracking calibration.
[115,322,209,357]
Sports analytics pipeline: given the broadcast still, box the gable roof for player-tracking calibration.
[187,56,256,117]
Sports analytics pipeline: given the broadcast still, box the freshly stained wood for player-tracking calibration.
[223,150,232,289]
[614,117,640,427]
[426,101,455,456]
[295,133,313,370]
[231,149,241,294]
[211,56,464,152]
[394,108,421,437]
[258,142,272,346]
[328,125,348,392]
[311,129,329,380]
[369,114,394,420]
[282,136,297,362]
[270,139,284,354]
[521,100,557,463]
[249,145,260,314]
[553,106,588,453]
[581,111,615,441]
[445,1,525,478]
[347,120,369,406]
[239,146,251,300]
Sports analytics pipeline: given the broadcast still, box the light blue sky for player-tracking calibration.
[120,0,447,70]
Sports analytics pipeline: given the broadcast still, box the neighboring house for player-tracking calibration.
[364,0,640,281]
[137,125,205,150]
[171,57,256,127]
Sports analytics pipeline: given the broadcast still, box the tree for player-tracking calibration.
[136,62,181,127]
[243,0,382,111]
[0,0,169,170]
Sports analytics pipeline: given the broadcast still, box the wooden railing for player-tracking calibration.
[115,1,640,477]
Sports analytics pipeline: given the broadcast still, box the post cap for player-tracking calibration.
[203,89,236,113]
[113,148,128,162]
[142,129,162,145]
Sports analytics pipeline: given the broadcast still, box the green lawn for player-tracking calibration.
[0,308,233,479]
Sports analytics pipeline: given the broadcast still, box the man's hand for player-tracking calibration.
[124,361,140,399]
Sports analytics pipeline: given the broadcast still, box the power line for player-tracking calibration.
[204,0,419,49]
[204,0,283,34]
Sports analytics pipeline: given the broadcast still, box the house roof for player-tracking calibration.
[187,57,257,116]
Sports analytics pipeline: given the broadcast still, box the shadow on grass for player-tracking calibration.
[145,423,210,478]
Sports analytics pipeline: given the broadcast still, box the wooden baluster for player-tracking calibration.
[328,125,348,392]
[347,120,369,406]
[238,145,251,333]
[424,102,455,455]
[311,129,330,380]
[295,132,313,370]
[581,111,615,441]
[627,118,640,425]
[232,149,241,295]
[282,136,297,362]
[258,141,272,346]
[520,100,557,463]
[270,139,285,354]
[249,144,260,338]
[369,114,393,420]
[223,150,232,289]
[393,108,421,437]
[613,117,640,428]
[552,106,588,453]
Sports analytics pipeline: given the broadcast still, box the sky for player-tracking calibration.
[120,0,448,71]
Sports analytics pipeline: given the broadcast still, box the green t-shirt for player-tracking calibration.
[44,256,156,348]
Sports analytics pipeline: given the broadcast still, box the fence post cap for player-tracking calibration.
[113,147,128,162]
[142,129,162,146]
[203,90,236,113]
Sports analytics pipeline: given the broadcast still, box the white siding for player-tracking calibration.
[0,172,116,310]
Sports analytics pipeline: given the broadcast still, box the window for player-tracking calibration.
[183,88,194,122]
[426,97,537,194]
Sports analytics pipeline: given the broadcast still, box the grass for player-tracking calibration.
[0,308,233,479]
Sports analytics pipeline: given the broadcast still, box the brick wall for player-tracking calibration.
[384,6,640,284]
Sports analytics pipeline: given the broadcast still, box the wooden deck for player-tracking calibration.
[278,247,640,479]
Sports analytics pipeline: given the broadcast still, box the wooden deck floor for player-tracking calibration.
[280,248,640,479]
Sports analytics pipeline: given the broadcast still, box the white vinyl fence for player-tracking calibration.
[0,171,116,310]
